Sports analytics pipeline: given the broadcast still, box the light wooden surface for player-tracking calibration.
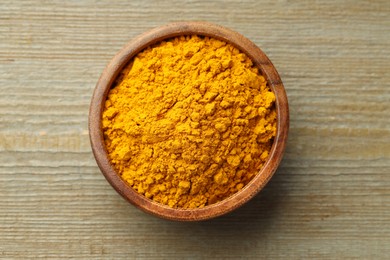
[1,0,389,258]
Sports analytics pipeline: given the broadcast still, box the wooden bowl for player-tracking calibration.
[89,22,289,221]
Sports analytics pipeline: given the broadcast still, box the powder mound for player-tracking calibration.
[102,35,276,209]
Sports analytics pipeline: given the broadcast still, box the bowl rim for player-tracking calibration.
[89,21,289,221]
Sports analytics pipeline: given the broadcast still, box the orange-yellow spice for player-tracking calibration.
[102,35,276,208]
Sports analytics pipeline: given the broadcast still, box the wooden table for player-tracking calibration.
[1,0,389,258]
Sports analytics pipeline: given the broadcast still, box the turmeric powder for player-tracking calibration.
[102,35,276,209]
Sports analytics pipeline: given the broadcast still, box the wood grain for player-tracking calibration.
[1,0,389,258]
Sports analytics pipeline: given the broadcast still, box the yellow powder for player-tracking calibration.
[102,35,277,209]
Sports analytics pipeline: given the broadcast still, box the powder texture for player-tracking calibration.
[103,35,276,208]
